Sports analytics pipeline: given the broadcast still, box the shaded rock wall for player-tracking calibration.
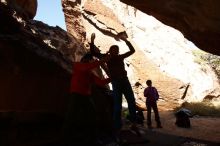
[120,0,220,56]
[0,4,116,145]
[0,40,70,112]
[0,2,113,133]
[1,0,37,19]
[0,2,85,112]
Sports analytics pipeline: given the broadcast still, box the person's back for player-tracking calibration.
[107,50,127,79]
[71,61,99,95]
[64,53,110,145]
[144,86,159,104]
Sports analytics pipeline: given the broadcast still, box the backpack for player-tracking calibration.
[136,110,144,125]
[175,108,191,128]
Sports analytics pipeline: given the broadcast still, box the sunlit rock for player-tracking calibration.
[62,0,220,109]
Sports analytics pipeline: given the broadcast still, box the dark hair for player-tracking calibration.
[109,45,119,51]
[146,80,152,86]
[80,53,93,62]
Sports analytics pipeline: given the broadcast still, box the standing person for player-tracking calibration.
[90,32,139,136]
[144,80,162,129]
[63,53,111,146]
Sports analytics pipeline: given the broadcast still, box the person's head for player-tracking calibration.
[80,53,93,63]
[146,80,152,87]
[109,45,119,56]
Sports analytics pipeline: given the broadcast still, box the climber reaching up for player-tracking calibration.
[90,32,140,137]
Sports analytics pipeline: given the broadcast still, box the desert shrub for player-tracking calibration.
[192,50,220,81]
[192,50,207,65]
[174,101,220,117]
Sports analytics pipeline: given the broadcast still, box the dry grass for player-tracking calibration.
[192,49,220,81]
[174,101,220,117]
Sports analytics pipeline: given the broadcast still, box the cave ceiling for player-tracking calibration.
[120,0,220,55]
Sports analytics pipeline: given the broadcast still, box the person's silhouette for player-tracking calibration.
[90,32,139,136]
[144,80,162,129]
[63,53,110,145]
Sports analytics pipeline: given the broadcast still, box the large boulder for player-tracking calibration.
[0,3,85,112]
[0,3,114,140]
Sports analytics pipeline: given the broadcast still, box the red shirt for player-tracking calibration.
[70,61,110,96]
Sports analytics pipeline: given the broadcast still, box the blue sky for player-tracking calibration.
[34,0,66,30]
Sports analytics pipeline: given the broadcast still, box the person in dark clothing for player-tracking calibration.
[63,53,111,146]
[90,33,139,135]
[144,80,162,129]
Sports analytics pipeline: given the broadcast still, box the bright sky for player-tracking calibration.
[34,0,66,30]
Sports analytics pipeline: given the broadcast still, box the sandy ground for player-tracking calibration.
[142,111,220,143]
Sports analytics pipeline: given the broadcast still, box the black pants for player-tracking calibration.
[146,102,161,126]
[63,93,96,146]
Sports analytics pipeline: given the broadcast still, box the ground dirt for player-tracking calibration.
[142,110,220,143]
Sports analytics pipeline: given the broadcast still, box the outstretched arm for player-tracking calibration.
[92,74,111,87]
[90,33,106,59]
[118,32,135,58]
[75,55,110,71]
[120,40,135,58]
[90,33,110,76]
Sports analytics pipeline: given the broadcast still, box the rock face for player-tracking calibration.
[0,2,85,112]
[1,0,38,19]
[62,0,220,109]
[120,0,220,56]
[62,0,86,42]
[0,1,113,135]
